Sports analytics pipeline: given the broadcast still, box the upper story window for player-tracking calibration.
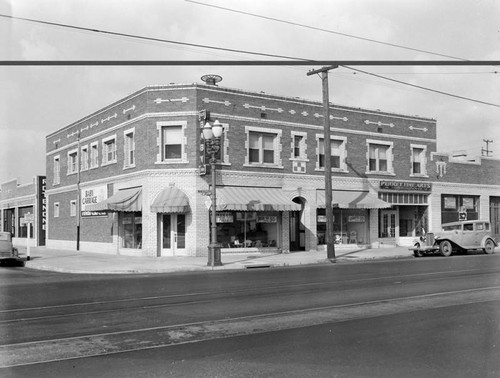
[102,135,117,166]
[90,142,99,169]
[410,144,427,176]
[316,135,347,172]
[67,149,78,175]
[124,128,135,168]
[80,145,89,171]
[53,155,60,185]
[53,202,60,218]
[366,140,394,175]
[291,131,307,160]
[156,121,187,164]
[244,126,283,168]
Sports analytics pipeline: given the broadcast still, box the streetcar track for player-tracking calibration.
[0,268,498,326]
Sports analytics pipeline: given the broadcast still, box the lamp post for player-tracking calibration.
[203,119,223,267]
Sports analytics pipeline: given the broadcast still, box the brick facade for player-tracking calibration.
[44,83,500,257]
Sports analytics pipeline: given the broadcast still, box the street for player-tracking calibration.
[1,254,499,377]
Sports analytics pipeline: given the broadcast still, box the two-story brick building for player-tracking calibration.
[44,80,500,257]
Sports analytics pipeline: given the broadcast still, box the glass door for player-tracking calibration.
[379,210,397,239]
[161,214,186,256]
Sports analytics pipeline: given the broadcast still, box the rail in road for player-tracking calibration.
[1,286,500,367]
[1,261,500,368]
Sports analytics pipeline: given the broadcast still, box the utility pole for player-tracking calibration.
[481,139,493,157]
[76,130,81,251]
[307,65,338,262]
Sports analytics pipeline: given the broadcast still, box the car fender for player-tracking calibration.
[481,236,497,248]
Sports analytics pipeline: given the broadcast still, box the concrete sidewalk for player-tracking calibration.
[13,245,418,274]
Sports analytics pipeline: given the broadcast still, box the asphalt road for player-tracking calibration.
[1,254,499,377]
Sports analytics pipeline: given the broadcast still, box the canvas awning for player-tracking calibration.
[215,187,301,211]
[150,187,190,213]
[86,188,142,212]
[317,190,391,209]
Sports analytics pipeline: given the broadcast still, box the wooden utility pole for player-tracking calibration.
[307,65,338,261]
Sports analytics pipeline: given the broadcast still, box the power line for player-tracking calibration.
[0,13,309,62]
[185,0,469,61]
[342,66,500,108]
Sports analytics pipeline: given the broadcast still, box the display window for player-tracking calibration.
[216,211,279,248]
[121,212,142,248]
[317,208,369,245]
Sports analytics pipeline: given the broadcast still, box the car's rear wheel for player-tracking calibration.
[439,240,453,257]
[413,243,423,257]
[483,239,495,254]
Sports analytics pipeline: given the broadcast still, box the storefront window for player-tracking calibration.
[18,206,34,238]
[216,211,279,248]
[122,212,142,248]
[441,195,478,223]
[317,208,369,245]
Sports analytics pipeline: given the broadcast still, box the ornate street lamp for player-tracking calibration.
[203,119,223,267]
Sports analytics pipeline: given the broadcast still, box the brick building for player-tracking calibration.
[44,81,500,257]
[0,176,47,247]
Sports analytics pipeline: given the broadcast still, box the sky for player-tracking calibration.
[1,0,499,185]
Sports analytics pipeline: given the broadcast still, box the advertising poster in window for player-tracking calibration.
[81,185,108,217]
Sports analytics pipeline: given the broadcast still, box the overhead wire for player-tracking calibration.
[1,12,499,107]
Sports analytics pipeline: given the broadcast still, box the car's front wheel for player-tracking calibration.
[439,240,453,257]
[483,239,495,254]
[413,243,423,257]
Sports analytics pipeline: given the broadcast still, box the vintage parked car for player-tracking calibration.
[410,220,497,257]
[0,231,23,266]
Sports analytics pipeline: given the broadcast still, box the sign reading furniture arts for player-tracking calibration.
[81,185,107,217]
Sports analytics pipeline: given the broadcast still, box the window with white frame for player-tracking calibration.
[411,144,427,176]
[54,202,60,218]
[102,135,117,165]
[157,122,186,162]
[317,137,347,170]
[90,142,99,168]
[244,126,282,167]
[53,155,60,185]
[124,129,135,168]
[291,132,307,160]
[80,145,89,171]
[67,149,78,174]
[70,200,77,217]
[367,140,394,174]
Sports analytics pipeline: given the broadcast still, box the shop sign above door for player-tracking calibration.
[380,181,432,192]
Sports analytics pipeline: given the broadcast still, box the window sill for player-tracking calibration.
[102,160,117,167]
[365,171,396,176]
[123,164,136,170]
[290,157,309,162]
[243,164,284,169]
[315,168,349,173]
[155,160,189,165]
[410,173,429,178]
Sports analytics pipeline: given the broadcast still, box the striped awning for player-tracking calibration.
[317,190,391,209]
[86,188,142,212]
[150,187,190,213]
[215,187,301,211]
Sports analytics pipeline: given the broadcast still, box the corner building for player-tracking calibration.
[45,81,450,257]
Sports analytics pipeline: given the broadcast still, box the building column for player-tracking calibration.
[369,209,379,248]
[479,194,490,220]
[281,212,290,253]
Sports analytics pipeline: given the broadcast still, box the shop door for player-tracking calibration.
[379,210,397,239]
[161,214,186,256]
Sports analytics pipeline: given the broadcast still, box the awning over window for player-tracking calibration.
[215,187,301,212]
[150,187,190,213]
[86,188,142,212]
[317,190,391,209]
